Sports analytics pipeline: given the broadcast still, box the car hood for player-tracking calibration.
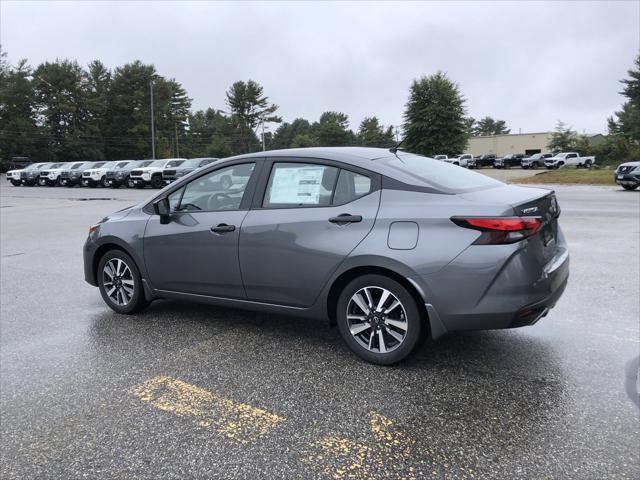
[7,169,24,175]
[85,168,107,174]
[135,167,162,173]
[619,161,640,168]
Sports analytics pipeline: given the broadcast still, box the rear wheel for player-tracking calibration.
[97,250,149,314]
[622,184,638,191]
[337,274,423,365]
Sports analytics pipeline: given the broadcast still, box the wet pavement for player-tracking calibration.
[1,180,638,479]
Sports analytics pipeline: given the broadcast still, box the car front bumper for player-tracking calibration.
[615,173,640,186]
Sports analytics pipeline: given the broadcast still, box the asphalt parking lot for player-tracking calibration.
[1,178,638,479]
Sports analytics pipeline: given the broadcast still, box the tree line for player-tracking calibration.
[1,45,637,169]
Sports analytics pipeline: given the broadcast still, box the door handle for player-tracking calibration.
[211,223,236,233]
[328,214,362,224]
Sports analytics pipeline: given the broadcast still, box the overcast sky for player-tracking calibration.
[1,1,638,135]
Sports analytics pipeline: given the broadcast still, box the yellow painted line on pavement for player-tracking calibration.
[130,375,285,444]
[305,411,418,480]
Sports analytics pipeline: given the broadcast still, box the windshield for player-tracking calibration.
[380,154,502,192]
[137,161,153,168]
[528,154,541,159]
[552,153,566,159]
[148,160,169,168]
[25,163,44,170]
[49,163,63,168]
[165,160,185,168]
[114,161,129,169]
[70,162,84,169]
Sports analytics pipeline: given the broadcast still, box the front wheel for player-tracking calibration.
[97,250,149,314]
[126,176,134,188]
[150,175,163,189]
[37,177,47,186]
[10,180,20,186]
[622,184,638,191]
[337,274,423,365]
[101,176,110,188]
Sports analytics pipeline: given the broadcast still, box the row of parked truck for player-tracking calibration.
[433,152,596,169]
[5,158,218,188]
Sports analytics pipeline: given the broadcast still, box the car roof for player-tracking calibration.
[225,147,406,176]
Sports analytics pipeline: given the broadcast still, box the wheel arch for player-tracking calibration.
[326,265,431,337]
[91,239,142,285]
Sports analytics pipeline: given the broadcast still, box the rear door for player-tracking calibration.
[239,158,381,307]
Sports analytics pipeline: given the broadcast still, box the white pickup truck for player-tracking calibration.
[445,154,473,167]
[544,152,595,169]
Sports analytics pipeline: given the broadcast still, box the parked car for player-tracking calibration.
[614,161,640,190]
[521,153,552,169]
[494,154,525,169]
[130,158,186,188]
[6,162,44,186]
[18,163,52,186]
[106,160,152,188]
[433,155,448,161]
[445,154,473,167]
[84,147,569,365]
[544,152,596,169]
[468,154,496,169]
[60,161,98,187]
[38,162,68,186]
[162,158,218,184]
[82,161,130,187]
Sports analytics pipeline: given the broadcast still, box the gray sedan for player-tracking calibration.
[83,147,569,364]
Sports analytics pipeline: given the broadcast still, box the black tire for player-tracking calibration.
[101,176,109,188]
[622,184,638,191]
[150,174,163,189]
[126,176,134,188]
[97,250,149,314]
[557,161,564,169]
[336,274,423,365]
[10,180,20,186]
[37,177,47,186]
[532,162,538,169]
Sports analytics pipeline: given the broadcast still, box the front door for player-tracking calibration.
[239,160,380,307]
[144,162,257,298]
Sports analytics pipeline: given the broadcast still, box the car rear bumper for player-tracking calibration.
[416,230,570,335]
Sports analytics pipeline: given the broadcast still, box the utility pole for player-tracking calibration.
[261,118,266,151]
[150,80,156,159]
[175,123,180,157]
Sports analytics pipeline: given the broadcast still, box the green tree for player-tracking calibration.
[184,108,235,158]
[473,116,510,136]
[356,116,395,147]
[291,133,315,148]
[314,111,355,146]
[547,121,578,152]
[225,80,281,153]
[0,53,47,168]
[271,118,313,149]
[402,72,469,156]
[609,55,640,143]
[33,59,102,162]
[463,116,476,136]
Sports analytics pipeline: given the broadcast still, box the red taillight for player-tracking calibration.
[451,217,542,244]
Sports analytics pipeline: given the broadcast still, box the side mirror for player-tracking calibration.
[153,197,171,224]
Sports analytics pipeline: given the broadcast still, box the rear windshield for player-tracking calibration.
[379,153,502,192]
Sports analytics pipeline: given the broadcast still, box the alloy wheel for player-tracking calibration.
[346,286,408,354]
[102,258,135,306]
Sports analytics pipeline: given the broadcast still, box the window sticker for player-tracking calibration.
[269,166,327,204]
